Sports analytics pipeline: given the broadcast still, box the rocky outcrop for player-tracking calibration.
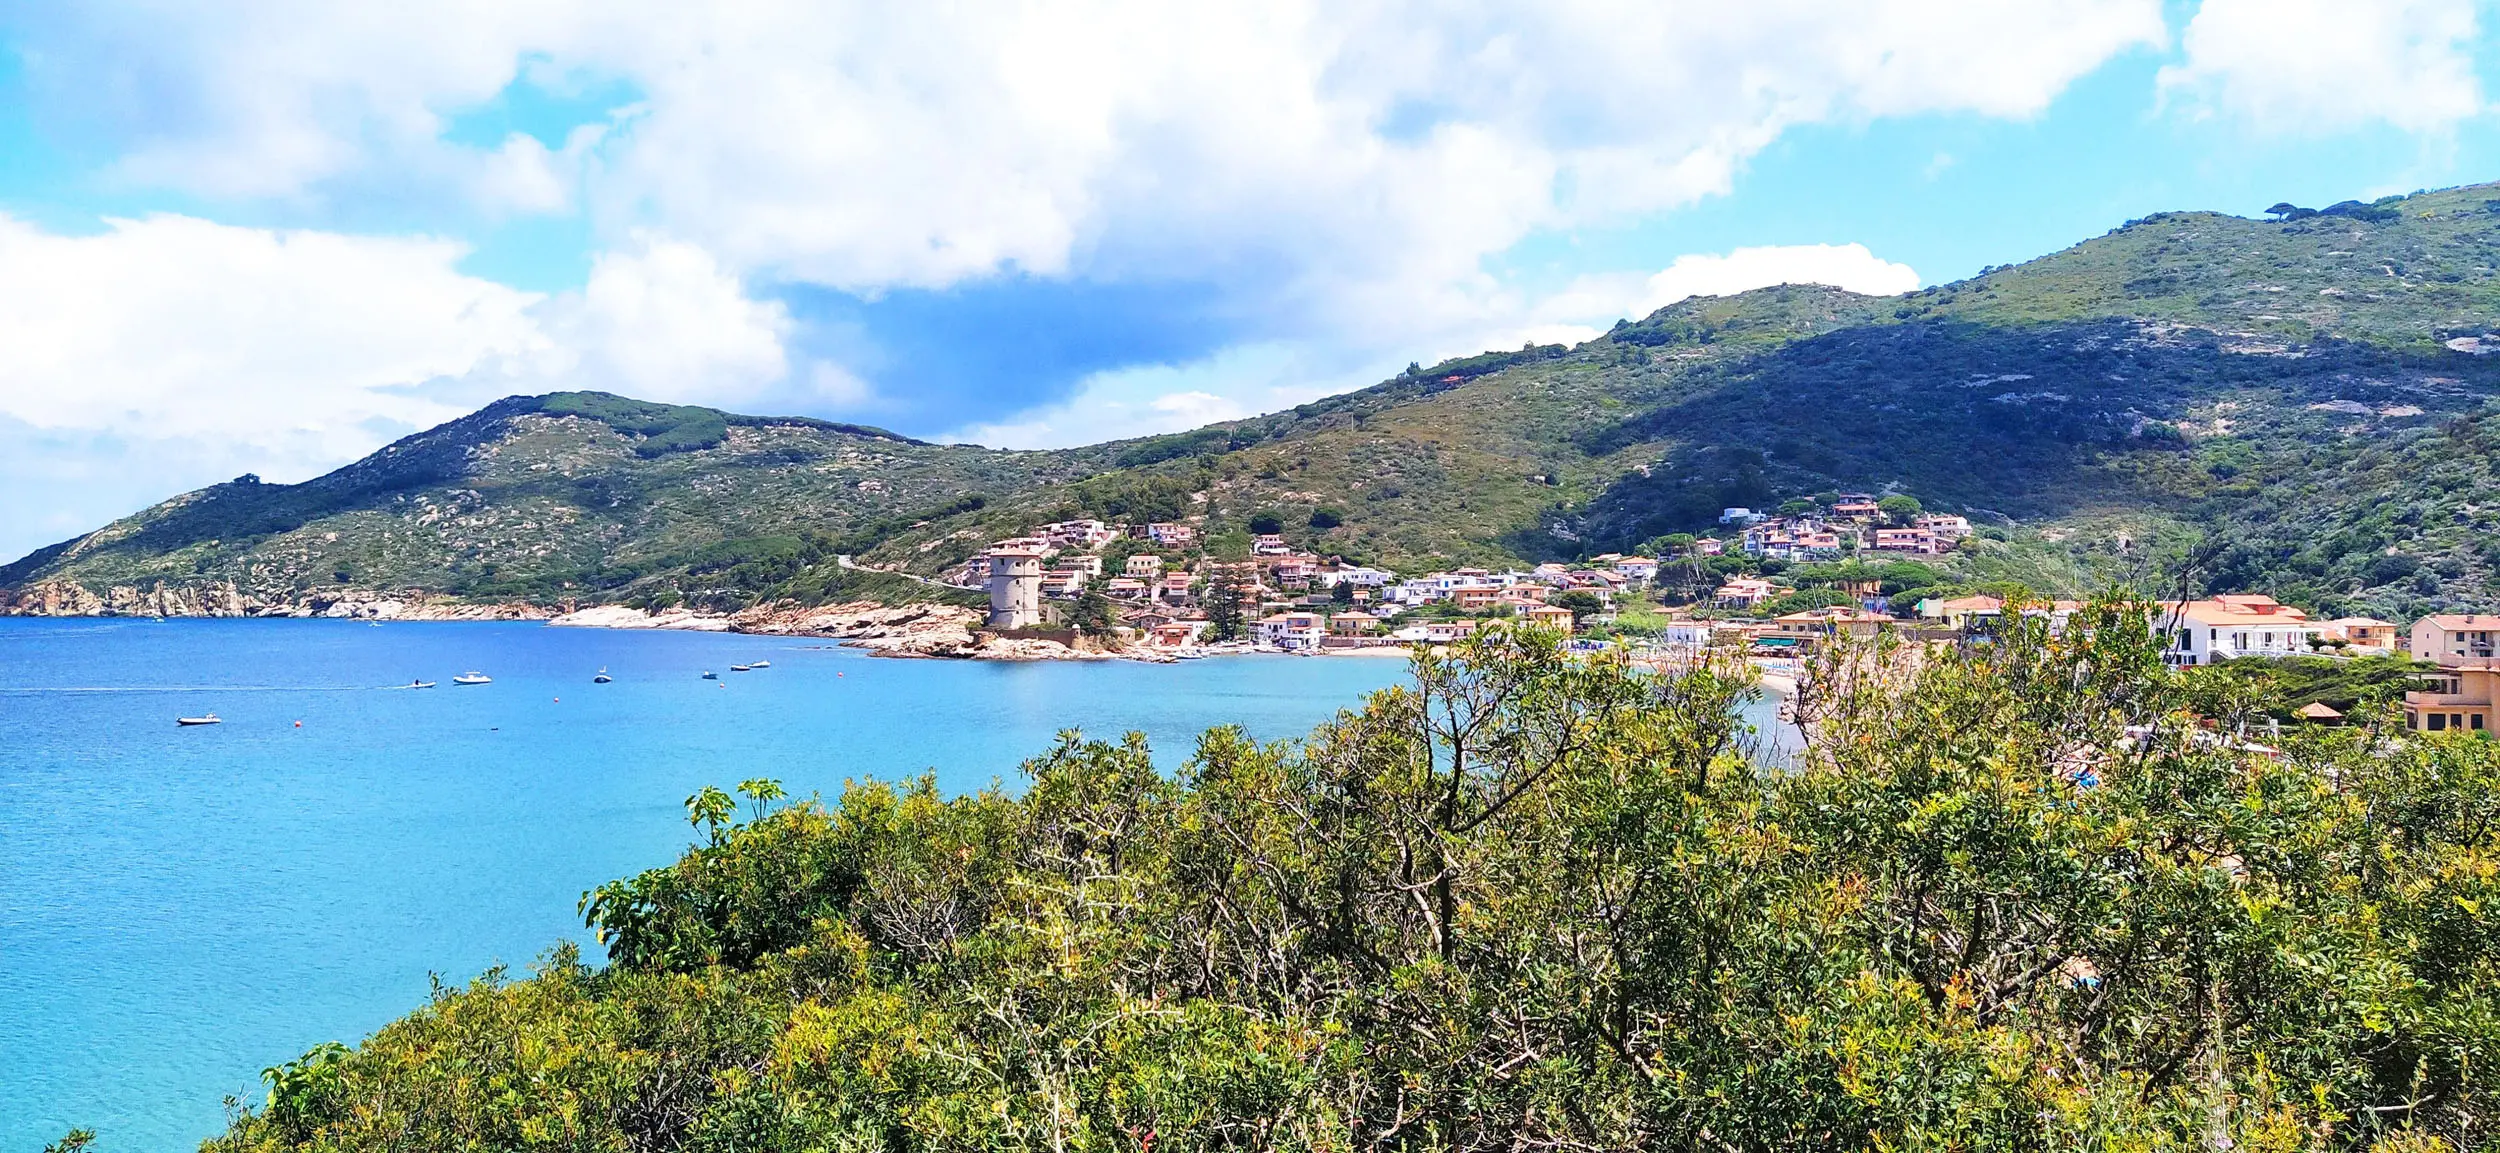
[548,600,1154,661]
[0,580,548,621]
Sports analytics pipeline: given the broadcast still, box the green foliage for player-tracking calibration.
[1203,577,1245,641]
[208,617,2500,1151]
[1551,588,1604,621]
[1758,586,1855,616]
[536,392,736,457]
[1307,506,1343,529]
[42,1129,96,1153]
[2189,653,2438,720]
[1070,588,1115,637]
[1875,493,1921,522]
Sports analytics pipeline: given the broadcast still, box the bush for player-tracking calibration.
[210,617,2500,1151]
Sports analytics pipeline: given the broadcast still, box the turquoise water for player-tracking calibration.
[0,619,1414,1151]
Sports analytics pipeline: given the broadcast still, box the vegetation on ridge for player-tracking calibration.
[203,617,2500,1151]
[11,184,2500,618]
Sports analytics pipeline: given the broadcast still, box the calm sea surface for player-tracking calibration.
[0,619,1423,1151]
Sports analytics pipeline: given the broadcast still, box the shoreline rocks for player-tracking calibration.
[3,583,1177,663]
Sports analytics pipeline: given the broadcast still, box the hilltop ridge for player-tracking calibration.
[10,183,2500,621]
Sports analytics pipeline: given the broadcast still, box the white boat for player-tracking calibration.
[701,670,718,680]
[729,664,753,672]
[409,679,437,689]
[747,660,771,669]
[593,669,612,683]
[451,672,492,686]
[176,714,221,726]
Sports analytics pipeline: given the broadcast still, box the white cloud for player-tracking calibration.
[0,1,2169,540]
[17,2,2162,323]
[945,242,1921,450]
[942,343,1341,450]
[0,213,804,560]
[2160,0,2486,132]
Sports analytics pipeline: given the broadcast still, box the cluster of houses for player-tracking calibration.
[1718,496,1975,561]
[962,522,2500,729]
[1678,586,2497,735]
[968,519,1688,652]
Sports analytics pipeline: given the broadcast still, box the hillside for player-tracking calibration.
[10,184,2500,619]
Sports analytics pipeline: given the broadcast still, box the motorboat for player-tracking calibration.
[409,679,437,689]
[729,664,753,673]
[746,660,771,669]
[176,714,221,726]
[451,672,492,686]
[593,669,612,683]
[701,671,718,680]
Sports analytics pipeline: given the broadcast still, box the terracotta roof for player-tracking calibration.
[2420,615,2500,629]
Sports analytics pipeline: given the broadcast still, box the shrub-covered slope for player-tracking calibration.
[199,624,2500,1151]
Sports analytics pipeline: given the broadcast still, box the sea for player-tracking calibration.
[0,618,1786,1150]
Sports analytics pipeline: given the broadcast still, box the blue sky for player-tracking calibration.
[2,1,2498,563]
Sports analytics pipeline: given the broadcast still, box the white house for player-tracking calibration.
[2154,595,2320,667]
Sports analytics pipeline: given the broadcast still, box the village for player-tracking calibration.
[950,491,2497,735]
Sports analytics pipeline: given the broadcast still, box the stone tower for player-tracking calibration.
[986,544,1046,629]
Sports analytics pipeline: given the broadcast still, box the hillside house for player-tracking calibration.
[1146,522,1196,547]
[2405,662,2498,734]
[1919,595,2004,628]
[1525,604,1577,633]
[1720,507,1764,525]
[1327,611,1380,636]
[1613,556,1658,584]
[1831,499,1882,520]
[1421,619,1481,642]
[2322,616,2399,651]
[1252,534,1292,556]
[1872,527,1940,554]
[1044,520,1119,549]
[1124,554,1163,579]
[1104,577,1148,599]
[2412,615,2500,665]
[1917,514,1973,541]
[1714,577,1777,608]
[2154,596,2319,667]
[1256,611,1328,651]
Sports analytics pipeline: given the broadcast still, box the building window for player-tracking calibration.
[2429,714,2448,732]
[2477,714,2489,731]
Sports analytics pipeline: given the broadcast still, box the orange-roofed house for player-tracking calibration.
[2321,616,2399,652]
[2153,596,2318,667]
[2412,614,2500,666]
[1524,604,1577,633]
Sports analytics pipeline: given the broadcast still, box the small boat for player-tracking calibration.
[729,664,753,673]
[747,660,771,669]
[701,671,717,680]
[176,714,221,726]
[451,672,492,686]
[409,679,437,689]
[593,669,612,683]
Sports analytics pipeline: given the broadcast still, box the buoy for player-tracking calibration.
[553,697,560,703]
[293,720,302,728]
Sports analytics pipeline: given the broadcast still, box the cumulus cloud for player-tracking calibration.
[2160,0,2486,132]
[948,243,1922,450]
[0,1,2176,541]
[12,2,2162,317]
[943,343,1334,450]
[0,213,801,559]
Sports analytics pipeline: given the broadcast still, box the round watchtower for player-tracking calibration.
[986,544,1046,629]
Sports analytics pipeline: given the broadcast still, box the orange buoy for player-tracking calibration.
[293,721,302,728]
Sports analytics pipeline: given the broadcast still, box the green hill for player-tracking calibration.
[10,185,2500,619]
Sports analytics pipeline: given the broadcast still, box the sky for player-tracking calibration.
[4,1,2500,563]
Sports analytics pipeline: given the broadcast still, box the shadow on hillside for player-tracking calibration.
[1572,317,2491,549]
